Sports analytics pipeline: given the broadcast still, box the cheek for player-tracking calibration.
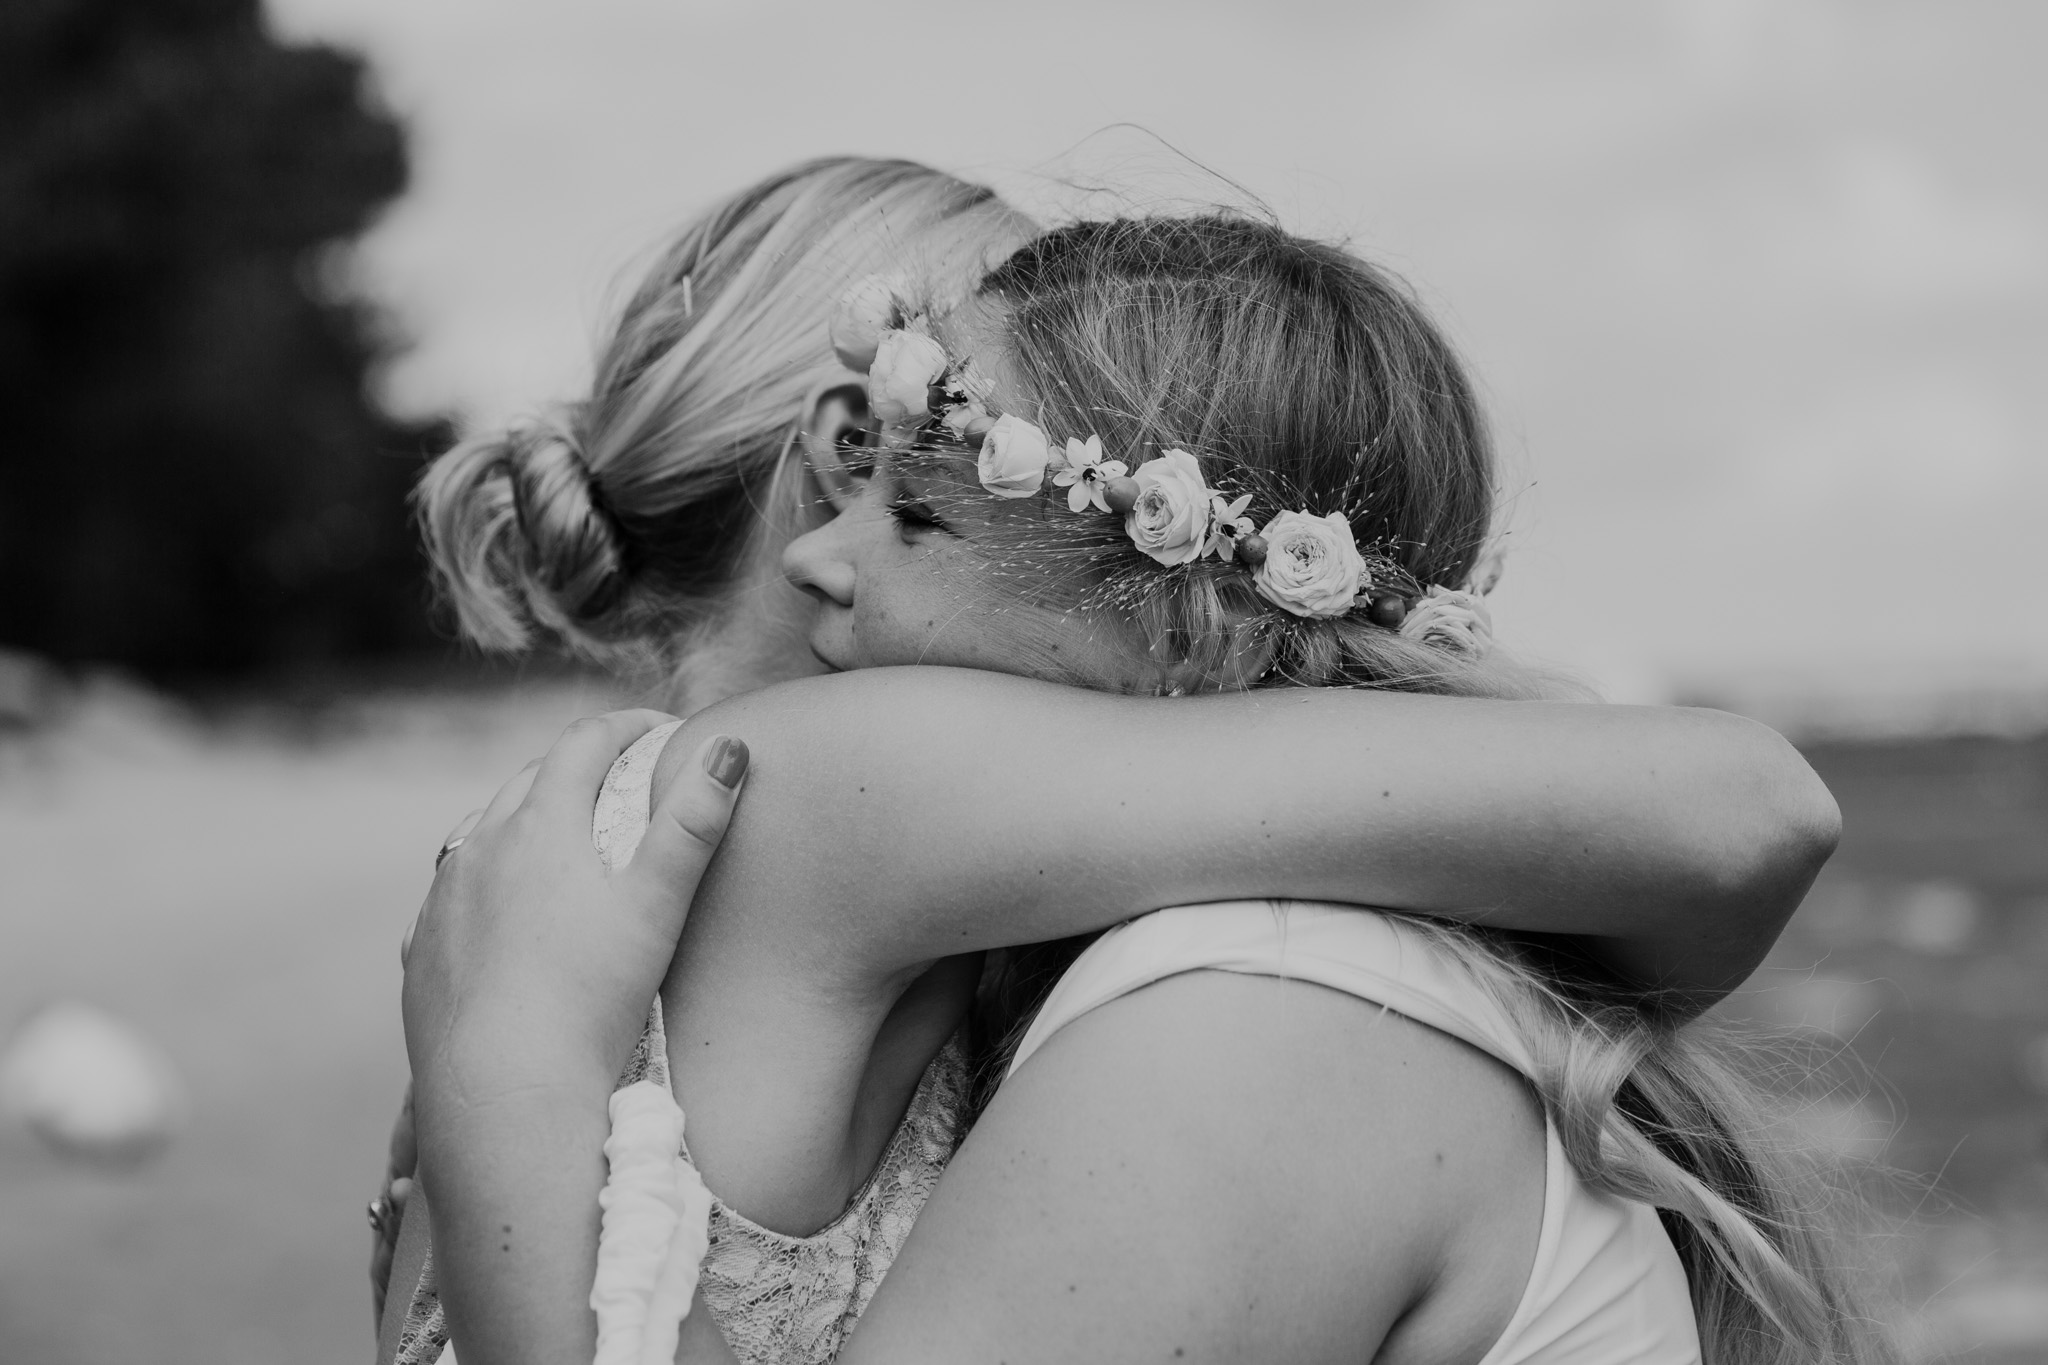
[850,547,986,666]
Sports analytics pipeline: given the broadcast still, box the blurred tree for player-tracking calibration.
[0,0,449,677]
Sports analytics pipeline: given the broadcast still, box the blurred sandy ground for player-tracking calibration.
[0,674,624,1364]
[1726,733,2048,1364]
[0,679,2044,1363]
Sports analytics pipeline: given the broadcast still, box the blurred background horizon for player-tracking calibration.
[0,0,2042,714]
[2,3,2046,1363]
[270,0,2048,718]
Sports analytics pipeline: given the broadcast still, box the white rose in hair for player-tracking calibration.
[830,274,901,371]
[868,329,948,423]
[1400,585,1494,657]
[977,414,1053,498]
[1252,510,1368,618]
[1124,449,1211,566]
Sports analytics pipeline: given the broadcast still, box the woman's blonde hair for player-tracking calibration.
[910,215,1561,700]
[949,215,1894,1364]
[416,157,1017,681]
[1418,924,1897,1365]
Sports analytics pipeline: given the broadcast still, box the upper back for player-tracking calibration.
[1007,903,1702,1365]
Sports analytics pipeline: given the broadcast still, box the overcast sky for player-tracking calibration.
[267,0,2048,702]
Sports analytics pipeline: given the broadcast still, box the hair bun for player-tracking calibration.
[505,417,626,620]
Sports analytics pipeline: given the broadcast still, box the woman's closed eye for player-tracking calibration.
[877,459,959,539]
[887,486,957,539]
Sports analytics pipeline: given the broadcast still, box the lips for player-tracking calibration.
[807,621,854,672]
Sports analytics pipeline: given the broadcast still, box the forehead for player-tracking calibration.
[928,291,1020,395]
[900,205,1034,298]
[877,444,977,498]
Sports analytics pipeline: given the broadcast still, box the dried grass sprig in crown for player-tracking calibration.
[830,276,1498,650]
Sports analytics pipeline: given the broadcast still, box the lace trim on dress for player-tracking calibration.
[654,1026,968,1365]
[388,721,971,1365]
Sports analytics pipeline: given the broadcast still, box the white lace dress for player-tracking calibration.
[387,723,971,1365]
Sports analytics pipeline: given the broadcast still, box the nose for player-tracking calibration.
[781,514,856,608]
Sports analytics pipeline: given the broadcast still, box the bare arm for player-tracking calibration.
[403,715,749,1365]
[411,671,1832,1363]
[838,970,1544,1365]
[650,668,1827,1245]
[663,666,1836,1015]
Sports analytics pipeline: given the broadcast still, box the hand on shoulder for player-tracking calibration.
[403,711,751,1101]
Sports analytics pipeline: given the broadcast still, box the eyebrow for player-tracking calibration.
[875,451,917,497]
[879,448,962,500]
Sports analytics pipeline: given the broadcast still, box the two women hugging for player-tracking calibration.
[380,157,1894,1365]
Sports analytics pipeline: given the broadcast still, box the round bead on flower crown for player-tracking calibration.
[831,277,1497,653]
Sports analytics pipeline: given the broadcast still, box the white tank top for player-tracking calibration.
[1009,902,1703,1365]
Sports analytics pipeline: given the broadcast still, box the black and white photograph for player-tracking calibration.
[1,2,2044,1362]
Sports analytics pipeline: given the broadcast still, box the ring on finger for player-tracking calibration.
[433,808,485,871]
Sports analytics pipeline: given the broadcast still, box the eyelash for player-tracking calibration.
[887,489,955,537]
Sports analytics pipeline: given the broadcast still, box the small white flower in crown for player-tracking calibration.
[830,273,904,371]
[1050,436,1129,513]
[976,413,1052,499]
[868,329,949,424]
[846,308,1501,654]
[1203,493,1255,562]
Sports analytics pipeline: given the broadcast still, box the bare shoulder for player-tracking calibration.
[649,666,1094,797]
[844,969,1548,1365]
[648,667,1138,981]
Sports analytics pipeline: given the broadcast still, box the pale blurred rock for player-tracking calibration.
[1891,881,1980,954]
[0,1002,188,1165]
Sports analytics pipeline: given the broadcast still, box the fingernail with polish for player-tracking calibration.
[704,735,750,789]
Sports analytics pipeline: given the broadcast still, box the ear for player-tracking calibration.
[800,383,877,514]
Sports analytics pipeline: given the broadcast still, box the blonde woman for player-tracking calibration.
[374,154,1026,1339]
[393,177,1852,1364]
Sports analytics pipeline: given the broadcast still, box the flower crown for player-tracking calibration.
[831,278,1498,656]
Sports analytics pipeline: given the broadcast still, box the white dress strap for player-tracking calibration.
[1009,900,1533,1078]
